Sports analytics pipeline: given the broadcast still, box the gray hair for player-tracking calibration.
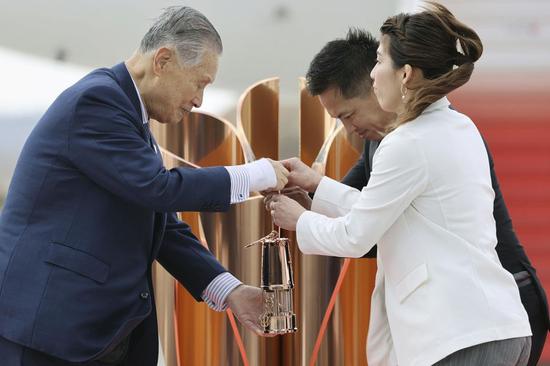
[140,6,222,66]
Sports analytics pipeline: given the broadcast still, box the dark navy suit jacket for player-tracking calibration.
[0,63,231,363]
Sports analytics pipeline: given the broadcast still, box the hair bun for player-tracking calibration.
[454,52,469,66]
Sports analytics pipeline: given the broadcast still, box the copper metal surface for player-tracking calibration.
[300,79,376,366]
[150,78,375,365]
[151,110,287,365]
[150,148,201,366]
[150,112,254,167]
[298,77,335,167]
[200,197,287,365]
[150,113,255,366]
[237,77,279,160]
[317,124,377,366]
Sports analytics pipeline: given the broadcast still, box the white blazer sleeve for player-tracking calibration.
[311,176,361,217]
[296,131,428,258]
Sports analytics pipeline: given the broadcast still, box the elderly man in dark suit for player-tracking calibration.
[280,28,549,366]
[0,7,288,365]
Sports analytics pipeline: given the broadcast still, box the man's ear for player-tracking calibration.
[152,47,174,76]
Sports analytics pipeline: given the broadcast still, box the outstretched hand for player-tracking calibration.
[267,159,290,191]
[280,157,323,193]
[226,285,277,337]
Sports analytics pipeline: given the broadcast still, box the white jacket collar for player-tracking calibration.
[423,96,451,114]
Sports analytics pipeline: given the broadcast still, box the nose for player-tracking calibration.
[192,97,201,108]
[192,90,204,108]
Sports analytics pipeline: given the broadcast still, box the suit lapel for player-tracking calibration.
[111,62,148,136]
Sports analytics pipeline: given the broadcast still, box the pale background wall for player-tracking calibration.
[0,0,400,197]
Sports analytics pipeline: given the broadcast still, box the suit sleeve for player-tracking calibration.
[483,139,550,328]
[483,139,524,266]
[156,212,227,301]
[341,147,368,191]
[68,85,230,213]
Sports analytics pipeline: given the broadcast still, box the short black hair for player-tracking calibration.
[306,28,378,98]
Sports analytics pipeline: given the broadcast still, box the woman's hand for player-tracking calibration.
[264,186,312,210]
[267,194,306,231]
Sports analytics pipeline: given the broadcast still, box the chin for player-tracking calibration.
[163,114,184,124]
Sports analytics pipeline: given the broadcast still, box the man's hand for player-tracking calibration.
[268,159,290,191]
[226,285,277,337]
[264,186,312,211]
[281,158,323,193]
[268,194,307,231]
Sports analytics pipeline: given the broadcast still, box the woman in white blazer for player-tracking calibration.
[268,2,532,365]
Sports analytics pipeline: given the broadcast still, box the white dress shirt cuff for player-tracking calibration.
[225,158,276,204]
[245,158,277,192]
[201,272,242,312]
[225,165,250,204]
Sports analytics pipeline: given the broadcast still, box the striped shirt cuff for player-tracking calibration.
[225,165,250,204]
[201,272,242,312]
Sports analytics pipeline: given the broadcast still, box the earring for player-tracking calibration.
[401,84,407,100]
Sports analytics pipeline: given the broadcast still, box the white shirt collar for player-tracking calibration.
[128,72,159,154]
[129,74,149,125]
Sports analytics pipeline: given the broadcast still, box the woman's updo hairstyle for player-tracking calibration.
[380,1,483,123]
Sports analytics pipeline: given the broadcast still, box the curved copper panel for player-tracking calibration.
[296,80,342,366]
[296,89,339,366]
[323,126,376,366]
[200,197,287,365]
[237,80,302,364]
[298,77,336,167]
[151,149,200,366]
[152,258,178,366]
[150,112,254,166]
[150,81,374,366]
[150,113,255,366]
[152,112,287,366]
[237,78,279,160]
[299,76,375,366]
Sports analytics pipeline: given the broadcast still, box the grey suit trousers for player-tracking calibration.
[434,336,532,366]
